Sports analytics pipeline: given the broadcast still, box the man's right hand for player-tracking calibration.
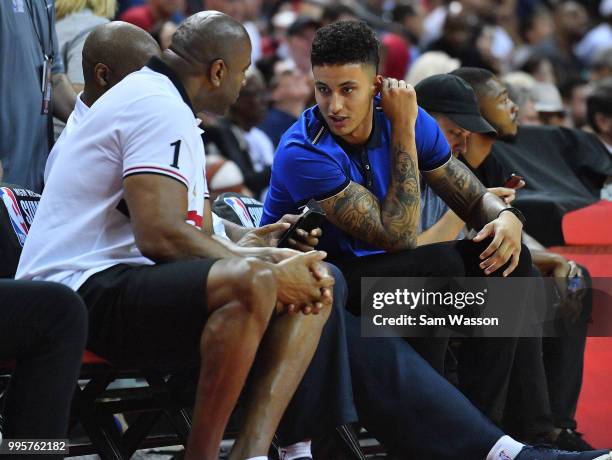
[273,251,334,313]
[380,78,418,130]
[487,187,518,204]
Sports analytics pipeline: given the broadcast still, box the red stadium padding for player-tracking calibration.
[562,201,612,246]
[548,245,612,448]
[82,350,109,365]
[3,351,108,370]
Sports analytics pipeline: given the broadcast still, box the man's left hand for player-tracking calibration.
[236,222,290,248]
[473,211,523,276]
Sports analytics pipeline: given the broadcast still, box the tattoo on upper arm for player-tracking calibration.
[320,142,420,250]
[425,157,488,223]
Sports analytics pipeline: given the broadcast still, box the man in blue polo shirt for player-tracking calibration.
[262,21,527,281]
[262,19,532,427]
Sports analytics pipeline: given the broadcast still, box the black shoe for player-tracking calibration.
[555,430,595,452]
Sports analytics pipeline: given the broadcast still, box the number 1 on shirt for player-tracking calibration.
[170,140,181,168]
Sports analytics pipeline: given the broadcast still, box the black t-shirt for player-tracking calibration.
[466,126,612,246]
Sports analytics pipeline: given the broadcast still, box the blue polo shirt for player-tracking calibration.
[261,97,451,258]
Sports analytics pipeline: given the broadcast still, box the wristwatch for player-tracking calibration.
[497,207,526,226]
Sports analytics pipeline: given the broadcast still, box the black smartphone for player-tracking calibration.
[277,199,326,248]
[504,173,524,189]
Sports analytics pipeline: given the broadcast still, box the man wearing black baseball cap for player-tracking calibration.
[414,73,591,452]
[413,73,520,247]
[416,73,497,156]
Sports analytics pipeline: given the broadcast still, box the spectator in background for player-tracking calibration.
[392,1,424,49]
[428,7,493,70]
[575,0,612,65]
[285,16,320,77]
[589,47,612,81]
[529,0,589,88]
[55,0,116,93]
[587,78,612,200]
[519,4,554,47]
[150,19,178,49]
[320,3,357,26]
[381,33,410,79]
[53,0,116,138]
[452,67,612,247]
[120,0,185,32]
[530,82,568,127]
[587,78,612,154]
[204,68,274,201]
[259,61,311,147]
[205,0,263,64]
[405,50,460,86]
[560,78,591,129]
[242,0,264,64]
[519,54,557,85]
[513,5,554,69]
[0,0,77,192]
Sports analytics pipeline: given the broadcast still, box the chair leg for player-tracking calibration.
[72,376,125,460]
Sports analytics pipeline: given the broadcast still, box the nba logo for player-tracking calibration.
[12,0,25,13]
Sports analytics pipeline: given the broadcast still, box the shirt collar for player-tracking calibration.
[146,56,194,112]
[313,105,382,154]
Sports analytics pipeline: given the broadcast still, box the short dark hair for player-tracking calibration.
[311,21,380,70]
[450,67,496,98]
[587,78,612,133]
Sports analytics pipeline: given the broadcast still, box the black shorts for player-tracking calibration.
[78,259,217,370]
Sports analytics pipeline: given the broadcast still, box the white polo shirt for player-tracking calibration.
[17,57,209,290]
[45,92,89,181]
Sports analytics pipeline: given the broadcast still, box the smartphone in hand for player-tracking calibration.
[504,173,524,189]
[277,199,326,248]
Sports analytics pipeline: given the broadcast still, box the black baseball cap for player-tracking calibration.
[415,74,497,136]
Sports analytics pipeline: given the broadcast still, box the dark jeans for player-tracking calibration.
[0,280,87,458]
[331,239,533,425]
[281,265,504,459]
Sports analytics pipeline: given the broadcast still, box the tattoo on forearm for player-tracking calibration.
[426,157,503,227]
[321,142,420,250]
[384,142,420,244]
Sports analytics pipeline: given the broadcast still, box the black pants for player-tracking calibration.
[332,239,533,425]
[281,265,504,459]
[0,280,87,458]
[545,265,592,431]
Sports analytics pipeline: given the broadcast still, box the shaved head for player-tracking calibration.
[81,22,161,106]
[164,10,252,114]
[169,10,249,69]
[83,21,161,86]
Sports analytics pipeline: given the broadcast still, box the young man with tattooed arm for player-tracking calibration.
[262,20,529,313]
[261,20,536,422]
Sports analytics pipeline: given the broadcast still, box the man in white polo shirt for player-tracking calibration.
[45,21,162,180]
[17,12,338,460]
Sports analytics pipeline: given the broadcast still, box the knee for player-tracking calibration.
[231,257,277,324]
[45,283,88,349]
[427,244,466,277]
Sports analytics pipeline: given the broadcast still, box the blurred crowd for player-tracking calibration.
[47,0,612,200]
